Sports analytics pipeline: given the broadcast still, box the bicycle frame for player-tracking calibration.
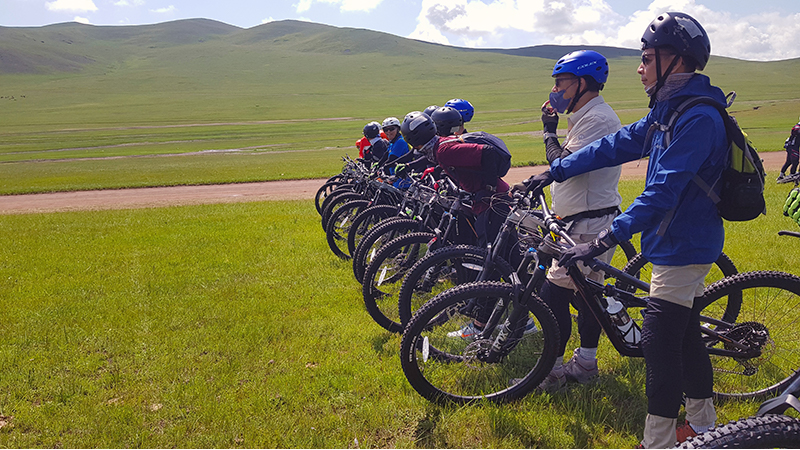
[473,190,772,364]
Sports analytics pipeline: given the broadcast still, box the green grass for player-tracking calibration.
[0,177,798,448]
[1,21,799,194]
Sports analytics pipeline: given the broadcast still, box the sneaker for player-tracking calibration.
[563,348,599,384]
[536,364,567,393]
[446,321,483,341]
[502,317,539,336]
[778,174,786,181]
[522,317,538,335]
[675,420,698,443]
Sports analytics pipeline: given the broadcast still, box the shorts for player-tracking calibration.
[649,263,713,308]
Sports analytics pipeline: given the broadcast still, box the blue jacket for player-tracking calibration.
[551,74,729,266]
[388,135,410,160]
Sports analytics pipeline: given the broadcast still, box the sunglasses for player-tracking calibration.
[554,77,578,88]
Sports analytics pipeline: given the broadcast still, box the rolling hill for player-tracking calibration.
[0,18,642,75]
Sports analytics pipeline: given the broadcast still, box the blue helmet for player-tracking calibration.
[444,98,474,122]
[552,50,609,84]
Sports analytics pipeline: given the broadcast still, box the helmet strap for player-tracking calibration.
[566,78,584,114]
[648,48,681,108]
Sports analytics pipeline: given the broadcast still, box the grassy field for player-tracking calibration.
[1,19,800,448]
[0,177,798,448]
[1,20,799,194]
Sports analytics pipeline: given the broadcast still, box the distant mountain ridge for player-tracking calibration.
[0,18,640,75]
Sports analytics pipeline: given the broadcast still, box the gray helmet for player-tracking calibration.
[401,112,437,148]
[431,106,463,136]
[641,12,710,70]
[363,121,381,139]
[422,105,439,118]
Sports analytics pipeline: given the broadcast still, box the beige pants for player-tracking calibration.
[642,399,716,448]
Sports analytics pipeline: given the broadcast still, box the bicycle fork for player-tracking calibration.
[478,248,548,363]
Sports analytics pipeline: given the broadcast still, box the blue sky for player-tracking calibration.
[2,0,799,61]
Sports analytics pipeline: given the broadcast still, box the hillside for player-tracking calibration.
[0,18,642,75]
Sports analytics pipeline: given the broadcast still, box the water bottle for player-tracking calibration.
[606,297,641,345]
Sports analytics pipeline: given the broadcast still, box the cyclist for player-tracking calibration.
[382,117,409,161]
[431,106,466,137]
[533,50,623,392]
[778,120,800,181]
[402,111,528,339]
[361,121,389,167]
[381,117,413,187]
[400,111,510,247]
[525,12,725,448]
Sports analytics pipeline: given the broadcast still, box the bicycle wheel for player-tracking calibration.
[315,180,343,215]
[347,204,398,256]
[397,244,515,327]
[321,191,362,232]
[352,217,421,284]
[679,414,800,448]
[325,199,369,260]
[617,252,740,324]
[698,271,800,400]
[362,232,436,333]
[400,281,559,404]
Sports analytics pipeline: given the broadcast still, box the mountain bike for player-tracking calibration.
[395,189,639,330]
[678,230,800,449]
[351,173,458,284]
[325,176,404,259]
[315,155,368,214]
[361,185,479,333]
[399,191,800,405]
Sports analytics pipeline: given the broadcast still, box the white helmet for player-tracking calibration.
[382,117,401,129]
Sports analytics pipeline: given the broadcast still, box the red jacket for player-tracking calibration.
[356,136,371,159]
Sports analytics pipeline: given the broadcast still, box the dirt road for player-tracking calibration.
[0,151,785,215]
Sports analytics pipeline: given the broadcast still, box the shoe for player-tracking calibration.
[778,174,786,181]
[563,348,599,384]
[675,420,698,443]
[522,317,538,335]
[502,317,539,336]
[536,364,567,393]
[446,321,483,341]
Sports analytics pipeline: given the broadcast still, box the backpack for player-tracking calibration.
[662,93,766,222]
[439,131,512,184]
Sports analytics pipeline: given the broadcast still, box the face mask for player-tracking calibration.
[548,89,571,114]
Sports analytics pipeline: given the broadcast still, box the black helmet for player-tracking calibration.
[363,121,381,139]
[431,106,463,136]
[641,12,710,70]
[422,105,439,117]
[401,112,437,148]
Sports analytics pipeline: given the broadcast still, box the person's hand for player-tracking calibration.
[541,100,559,135]
[558,229,619,268]
[514,170,554,193]
[395,163,407,177]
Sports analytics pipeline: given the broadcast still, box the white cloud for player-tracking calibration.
[114,0,145,6]
[73,15,91,24]
[295,0,384,14]
[45,0,98,12]
[408,0,800,61]
[150,5,176,14]
[262,17,276,24]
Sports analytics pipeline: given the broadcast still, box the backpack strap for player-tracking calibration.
[655,95,727,235]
